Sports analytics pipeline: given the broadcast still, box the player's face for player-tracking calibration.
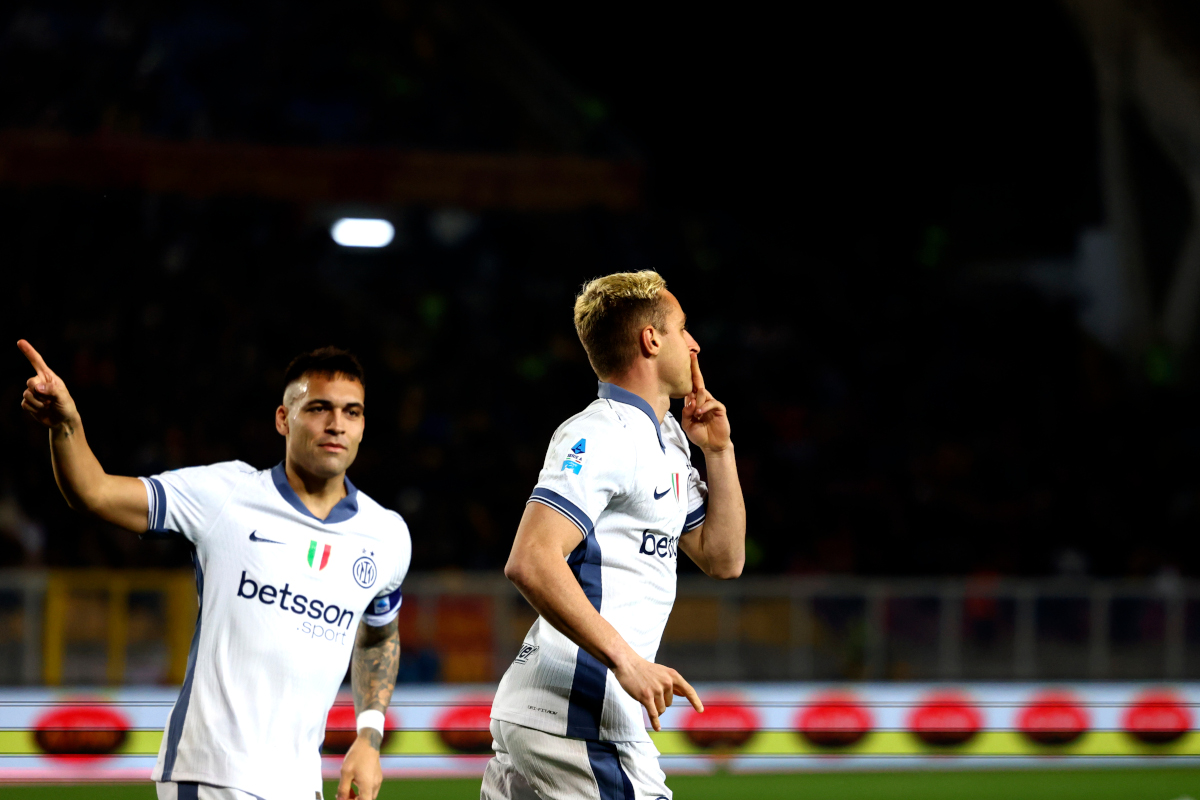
[280,374,365,480]
[658,290,700,398]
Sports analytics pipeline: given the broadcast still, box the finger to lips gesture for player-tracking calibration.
[17,339,77,429]
[682,354,730,452]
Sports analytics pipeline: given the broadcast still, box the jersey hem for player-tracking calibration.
[489,707,651,744]
[151,769,316,799]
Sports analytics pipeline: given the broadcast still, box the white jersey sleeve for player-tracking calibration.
[683,461,708,532]
[139,461,255,543]
[528,411,628,536]
[362,511,412,627]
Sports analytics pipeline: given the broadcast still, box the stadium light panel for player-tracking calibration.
[331,218,395,248]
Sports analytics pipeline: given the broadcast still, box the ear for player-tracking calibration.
[275,405,289,437]
[638,325,661,357]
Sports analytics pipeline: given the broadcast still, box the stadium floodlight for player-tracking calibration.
[331,218,395,248]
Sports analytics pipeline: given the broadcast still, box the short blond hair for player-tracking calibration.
[573,270,668,379]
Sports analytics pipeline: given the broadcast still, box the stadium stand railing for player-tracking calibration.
[1,571,1199,685]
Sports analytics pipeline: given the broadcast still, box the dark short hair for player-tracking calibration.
[283,347,366,392]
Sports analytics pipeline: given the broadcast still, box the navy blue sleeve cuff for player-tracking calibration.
[364,586,403,626]
[528,487,595,537]
[146,477,169,532]
[683,503,707,532]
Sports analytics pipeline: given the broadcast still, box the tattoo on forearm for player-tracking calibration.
[351,617,400,744]
[50,422,76,440]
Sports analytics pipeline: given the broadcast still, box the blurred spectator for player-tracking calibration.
[3,1,1198,580]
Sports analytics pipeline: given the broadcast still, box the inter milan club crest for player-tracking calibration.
[306,539,331,572]
[353,551,378,589]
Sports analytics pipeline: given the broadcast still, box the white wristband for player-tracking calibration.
[356,709,385,735]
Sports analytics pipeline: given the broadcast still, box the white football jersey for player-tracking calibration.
[139,461,412,800]
[490,382,707,743]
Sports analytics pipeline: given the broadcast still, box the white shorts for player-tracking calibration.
[481,719,671,800]
[156,782,267,800]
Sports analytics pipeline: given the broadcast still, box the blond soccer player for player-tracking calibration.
[484,271,746,799]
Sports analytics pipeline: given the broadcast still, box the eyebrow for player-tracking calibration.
[305,399,365,409]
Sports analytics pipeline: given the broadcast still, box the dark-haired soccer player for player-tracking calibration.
[484,271,746,799]
[19,342,409,800]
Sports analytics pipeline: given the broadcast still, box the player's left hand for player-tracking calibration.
[682,355,731,453]
[337,733,383,800]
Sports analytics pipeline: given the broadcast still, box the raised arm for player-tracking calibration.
[338,616,400,800]
[679,354,746,579]
[504,503,703,731]
[18,339,148,532]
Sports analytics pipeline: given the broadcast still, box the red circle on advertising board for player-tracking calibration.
[1123,691,1192,744]
[1017,692,1090,745]
[34,703,130,758]
[796,694,873,747]
[908,692,983,746]
[322,704,398,754]
[681,700,760,749]
[435,704,495,754]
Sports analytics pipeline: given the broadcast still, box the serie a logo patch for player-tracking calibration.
[561,438,586,474]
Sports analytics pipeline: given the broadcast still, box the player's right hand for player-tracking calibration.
[613,653,703,732]
[18,339,78,429]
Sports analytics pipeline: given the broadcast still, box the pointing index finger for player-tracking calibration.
[675,674,704,714]
[17,340,50,377]
[690,353,705,393]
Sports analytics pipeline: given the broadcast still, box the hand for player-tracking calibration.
[613,652,703,732]
[18,339,79,430]
[682,355,731,453]
[336,732,383,800]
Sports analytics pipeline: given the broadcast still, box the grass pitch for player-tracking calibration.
[0,770,1197,799]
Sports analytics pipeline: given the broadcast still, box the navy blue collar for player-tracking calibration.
[271,462,359,524]
[597,382,665,452]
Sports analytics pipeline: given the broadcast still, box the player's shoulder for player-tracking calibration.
[353,490,411,535]
[549,400,637,461]
[208,459,260,476]
[554,399,635,441]
[155,459,258,483]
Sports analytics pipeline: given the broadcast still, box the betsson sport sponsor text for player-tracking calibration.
[236,570,356,644]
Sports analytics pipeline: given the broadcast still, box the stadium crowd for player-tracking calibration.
[3,186,1197,582]
[0,0,622,154]
[1,1,1199,583]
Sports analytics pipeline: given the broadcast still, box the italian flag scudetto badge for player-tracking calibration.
[672,472,682,502]
[307,539,332,571]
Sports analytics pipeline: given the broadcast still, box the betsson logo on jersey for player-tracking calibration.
[236,571,356,645]
[639,530,678,559]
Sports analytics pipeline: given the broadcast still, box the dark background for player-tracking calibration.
[2,1,1195,579]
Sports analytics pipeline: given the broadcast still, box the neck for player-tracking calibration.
[607,364,670,422]
[284,457,347,520]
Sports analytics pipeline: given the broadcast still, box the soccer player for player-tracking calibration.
[484,271,746,799]
[19,341,410,800]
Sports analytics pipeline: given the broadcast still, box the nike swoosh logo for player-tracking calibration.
[249,531,284,544]
[653,487,671,500]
